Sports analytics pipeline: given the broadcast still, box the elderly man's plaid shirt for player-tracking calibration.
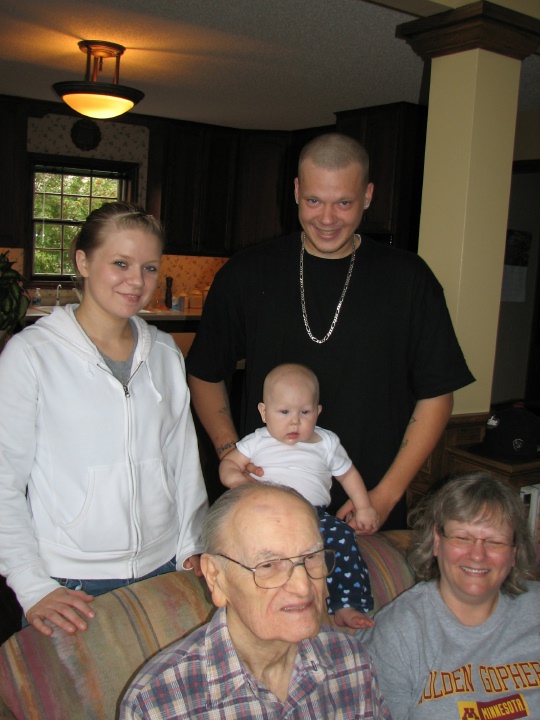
[120,607,391,719]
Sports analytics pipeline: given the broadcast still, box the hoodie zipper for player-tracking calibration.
[123,361,144,576]
[97,359,143,577]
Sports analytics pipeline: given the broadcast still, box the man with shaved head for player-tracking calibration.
[187,132,473,530]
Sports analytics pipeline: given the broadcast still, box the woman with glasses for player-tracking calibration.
[358,472,540,720]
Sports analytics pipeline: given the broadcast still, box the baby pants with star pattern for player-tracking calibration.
[317,507,373,615]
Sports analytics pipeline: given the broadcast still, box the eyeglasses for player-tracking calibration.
[439,529,515,554]
[216,548,336,589]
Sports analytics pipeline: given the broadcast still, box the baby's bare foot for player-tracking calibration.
[334,607,375,629]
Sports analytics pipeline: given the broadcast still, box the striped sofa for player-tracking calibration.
[0,530,413,720]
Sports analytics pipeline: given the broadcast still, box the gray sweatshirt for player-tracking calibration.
[358,580,540,720]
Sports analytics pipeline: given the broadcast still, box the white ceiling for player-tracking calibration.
[0,0,539,130]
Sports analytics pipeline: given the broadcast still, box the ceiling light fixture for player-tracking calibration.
[53,40,144,120]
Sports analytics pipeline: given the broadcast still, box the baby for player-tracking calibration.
[220,363,380,629]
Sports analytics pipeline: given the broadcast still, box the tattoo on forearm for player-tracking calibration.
[399,415,417,449]
[216,441,237,458]
[217,405,232,417]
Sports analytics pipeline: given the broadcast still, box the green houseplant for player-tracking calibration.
[0,251,30,350]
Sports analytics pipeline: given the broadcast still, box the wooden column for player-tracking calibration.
[397,1,540,414]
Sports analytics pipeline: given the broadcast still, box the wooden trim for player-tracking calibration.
[408,411,490,509]
[396,0,540,61]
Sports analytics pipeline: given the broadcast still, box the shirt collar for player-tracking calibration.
[204,608,333,706]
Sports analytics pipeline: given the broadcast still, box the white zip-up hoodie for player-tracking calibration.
[0,305,208,614]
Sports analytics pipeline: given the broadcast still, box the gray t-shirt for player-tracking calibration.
[358,580,540,720]
[100,321,138,387]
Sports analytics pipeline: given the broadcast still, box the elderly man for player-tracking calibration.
[120,482,391,719]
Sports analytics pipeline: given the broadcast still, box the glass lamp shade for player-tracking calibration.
[53,81,145,119]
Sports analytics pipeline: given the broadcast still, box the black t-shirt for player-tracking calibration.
[187,233,474,527]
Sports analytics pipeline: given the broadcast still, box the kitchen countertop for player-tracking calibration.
[25,306,203,331]
[26,306,202,319]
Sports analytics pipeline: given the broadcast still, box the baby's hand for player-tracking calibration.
[355,615,375,629]
[219,465,254,489]
[354,506,380,535]
[245,461,264,480]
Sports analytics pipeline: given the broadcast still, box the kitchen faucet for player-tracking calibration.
[56,284,62,305]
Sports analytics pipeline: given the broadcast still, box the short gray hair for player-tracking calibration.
[202,482,320,555]
[407,472,535,596]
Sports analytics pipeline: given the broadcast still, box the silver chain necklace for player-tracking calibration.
[299,232,357,344]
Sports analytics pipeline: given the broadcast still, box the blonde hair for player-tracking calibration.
[71,201,164,269]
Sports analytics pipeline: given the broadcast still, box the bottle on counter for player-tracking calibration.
[32,288,41,307]
[165,276,173,309]
[177,292,188,311]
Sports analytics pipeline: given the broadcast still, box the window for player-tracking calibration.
[28,155,138,280]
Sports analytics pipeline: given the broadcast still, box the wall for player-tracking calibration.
[514,110,540,162]
[0,248,23,274]
[155,255,227,303]
[489,111,540,402]
[491,172,540,403]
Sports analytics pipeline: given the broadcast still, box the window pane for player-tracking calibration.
[90,197,113,213]
[63,174,91,196]
[64,225,79,246]
[63,196,90,221]
[34,224,44,245]
[35,173,62,194]
[34,193,61,219]
[34,193,45,217]
[34,250,62,275]
[35,224,62,249]
[62,251,75,275]
[93,177,119,198]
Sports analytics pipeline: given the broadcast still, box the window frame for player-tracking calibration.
[26,153,139,283]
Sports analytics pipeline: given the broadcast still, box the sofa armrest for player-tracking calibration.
[357,530,414,612]
[0,571,213,720]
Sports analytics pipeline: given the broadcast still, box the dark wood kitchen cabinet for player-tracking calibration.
[162,125,292,255]
[232,131,290,251]
[335,102,427,252]
[196,127,239,255]
[161,124,239,256]
[152,124,201,254]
